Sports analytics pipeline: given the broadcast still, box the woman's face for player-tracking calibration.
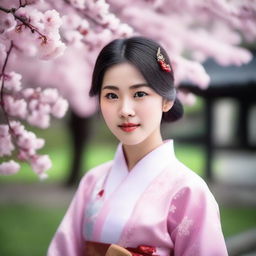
[100,62,172,146]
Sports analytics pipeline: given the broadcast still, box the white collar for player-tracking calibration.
[104,139,176,201]
[101,140,176,243]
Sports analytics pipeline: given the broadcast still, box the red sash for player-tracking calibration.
[84,241,159,256]
[84,241,110,256]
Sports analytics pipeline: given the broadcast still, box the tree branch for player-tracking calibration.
[0,5,47,44]
[0,41,15,134]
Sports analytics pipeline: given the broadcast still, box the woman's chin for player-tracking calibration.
[116,136,147,146]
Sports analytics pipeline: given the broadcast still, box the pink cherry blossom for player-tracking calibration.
[17,130,45,151]
[10,121,25,136]
[69,0,86,9]
[17,130,37,149]
[28,99,38,111]
[0,125,14,157]
[0,124,9,136]
[0,135,14,157]
[0,1,69,179]
[22,88,35,98]
[78,19,90,33]
[174,57,210,89]
[17,150,29,161]
[30,154,52,176]
[102,14,120,30]
[1,71,22,92]
[0,13,17,33]
[51,98,69,118]
[4,96,27,119]
[177,90,197,106]
[37,37,66,60]
[41,88,59,104]
[0,160,20,175]
[65,30,83,46]
[3,4,66,60]
[0,43,7,68]
[27,111,50,128]
[43,10,62,31]
[7,120,52,178]
[62,14,82,30]
[115,23,134,37]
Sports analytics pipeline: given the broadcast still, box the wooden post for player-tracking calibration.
[205,98,213,182]
[237,99,249,148]
[66,111,92,187]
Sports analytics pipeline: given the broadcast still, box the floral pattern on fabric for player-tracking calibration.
[173,187,186,200]
[177,216,194,237]
[169,205,177,214]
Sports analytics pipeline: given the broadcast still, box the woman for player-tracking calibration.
[48,37,228,256]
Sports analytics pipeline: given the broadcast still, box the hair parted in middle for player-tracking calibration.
[89,36,183,122]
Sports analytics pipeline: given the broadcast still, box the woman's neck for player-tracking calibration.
[122,132,163,171]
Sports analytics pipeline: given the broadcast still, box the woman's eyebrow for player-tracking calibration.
[102,83,148,91]
[102,85,118,91]
[129,83,148,89]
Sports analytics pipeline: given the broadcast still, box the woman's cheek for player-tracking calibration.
[138,99,163,120]
[101,103,115,126]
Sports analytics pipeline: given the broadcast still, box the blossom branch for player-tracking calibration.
[0,1,68,178]
[19,0,27,8]
[0,41,14,133]
[0,5,47,44]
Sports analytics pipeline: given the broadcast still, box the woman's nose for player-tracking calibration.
[119,99,135,118]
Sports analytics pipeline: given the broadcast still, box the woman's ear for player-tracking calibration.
[162,99,174,112]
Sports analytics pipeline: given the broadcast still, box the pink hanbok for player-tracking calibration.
[47,140,228,256]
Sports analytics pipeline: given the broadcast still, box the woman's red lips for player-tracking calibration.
[118,123,140,132]
[119,123,139,127]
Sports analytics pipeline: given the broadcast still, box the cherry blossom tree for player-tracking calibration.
[0,0,68,179]
[0,0,133,181]
[1,0,255,183]
[108,0,256,104]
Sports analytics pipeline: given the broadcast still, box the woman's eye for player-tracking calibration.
[134,91,148,98]
[105,93,118,99]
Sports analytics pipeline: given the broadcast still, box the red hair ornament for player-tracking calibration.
[156,47,171,72]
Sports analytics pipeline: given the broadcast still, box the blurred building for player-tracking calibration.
[180,52,256,185]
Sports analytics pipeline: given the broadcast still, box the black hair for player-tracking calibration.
[89,36,183,122]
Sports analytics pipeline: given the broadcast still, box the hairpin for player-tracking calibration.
[156,47,171,72]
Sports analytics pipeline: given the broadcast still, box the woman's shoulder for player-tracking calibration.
[175,160,206,185]
[166,159,215,200]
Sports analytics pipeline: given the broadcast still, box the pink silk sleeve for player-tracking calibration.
[47,175,91,256]
[168,181,228,256]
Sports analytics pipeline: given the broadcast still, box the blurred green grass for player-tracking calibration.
[221,207,256,237]
[0,204,63,256]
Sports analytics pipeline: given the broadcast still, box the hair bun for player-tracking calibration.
[162,97,184,122]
